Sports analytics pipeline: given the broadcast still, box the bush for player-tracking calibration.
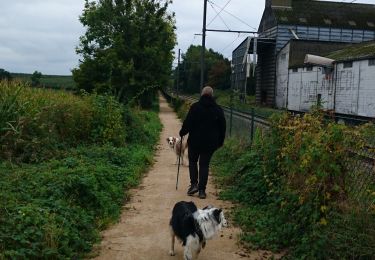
[0,81,126,162]
[212,112,375,258]
[0,108,161,258]
[0,145,152,258]
[0,78,162,258]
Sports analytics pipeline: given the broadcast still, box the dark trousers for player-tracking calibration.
[188,146,214,191]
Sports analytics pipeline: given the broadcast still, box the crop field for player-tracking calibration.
[11,73,76,90]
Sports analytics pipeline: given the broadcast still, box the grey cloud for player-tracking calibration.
[0,0,85,75]
[2,0,374,74]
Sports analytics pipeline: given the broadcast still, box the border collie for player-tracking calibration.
[169,201,228,260]
[166,136,187,165]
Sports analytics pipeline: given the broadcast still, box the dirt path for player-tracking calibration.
[93,96,274,260]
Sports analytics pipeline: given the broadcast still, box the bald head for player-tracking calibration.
[201,86,213,97]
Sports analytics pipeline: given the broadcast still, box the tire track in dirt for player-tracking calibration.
[92,95,278,260]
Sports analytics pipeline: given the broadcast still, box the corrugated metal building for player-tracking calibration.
[232,0,375,106]
[278,41,375,118]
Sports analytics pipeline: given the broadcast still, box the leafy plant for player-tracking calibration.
[0,109,161,258]
[0,81,128,162]
[211,111,375,258]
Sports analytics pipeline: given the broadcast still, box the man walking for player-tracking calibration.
[179,86,226,199]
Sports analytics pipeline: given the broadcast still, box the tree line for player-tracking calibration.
[1,69,42,87]
[173,45,232,93]
[73,0,176,108]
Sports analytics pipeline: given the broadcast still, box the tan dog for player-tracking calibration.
[166,136,187,165]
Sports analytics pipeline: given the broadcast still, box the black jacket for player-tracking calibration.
[179,95,226,152]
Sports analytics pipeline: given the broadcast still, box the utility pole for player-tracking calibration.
[199,0,256,93]
[200,0,208,92]
[177,48,181,97]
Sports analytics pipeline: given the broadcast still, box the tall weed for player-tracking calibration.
[0,81,126,162]
[212,111,375,258]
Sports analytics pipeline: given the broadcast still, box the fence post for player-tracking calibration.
[250,108,255,143]
[229,93,233,137]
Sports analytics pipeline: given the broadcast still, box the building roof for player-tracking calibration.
[284,39,348,68]
[273,0,375,31]
[327,41,375,62]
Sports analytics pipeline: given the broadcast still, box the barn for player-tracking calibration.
[231,0,375,107]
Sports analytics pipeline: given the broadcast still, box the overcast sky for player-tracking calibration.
[0,0,374,75]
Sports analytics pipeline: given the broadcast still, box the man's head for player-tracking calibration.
[201,86,213,97]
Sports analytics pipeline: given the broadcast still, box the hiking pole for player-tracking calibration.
[176,136,184,190]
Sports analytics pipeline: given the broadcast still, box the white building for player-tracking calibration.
[276,40,375,118]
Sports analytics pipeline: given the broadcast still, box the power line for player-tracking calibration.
[206,0,232,27]
[208,1,231,31]
[219,33,241,53]
[207,0,258,31]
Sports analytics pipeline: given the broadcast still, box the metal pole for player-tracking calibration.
[230,92,233,137]
[200,0,207,92]
[206,29,257,34]
[250,108,255,143]
[177,48,180,97]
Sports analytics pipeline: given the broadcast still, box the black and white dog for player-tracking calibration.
[169,201,228,260]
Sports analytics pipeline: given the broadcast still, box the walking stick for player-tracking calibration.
[176,136,183,190]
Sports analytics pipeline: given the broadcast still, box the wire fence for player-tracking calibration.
[161,89,374,208]
[165,91,270,142]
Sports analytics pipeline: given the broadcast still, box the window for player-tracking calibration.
[292,68,298,72]
[343,61,353,68]
[281,53,287,61]
[348,20,357,26]
[306,66,313,71]
[369,59,375,66]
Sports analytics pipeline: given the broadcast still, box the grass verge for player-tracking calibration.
[0,81,162,258]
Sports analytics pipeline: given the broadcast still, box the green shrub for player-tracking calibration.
[212,112,375,258]
[0,108,161,258]
[88,94,126,146]
[124,107,161,147]
[0,80,162,258]
[0,81,126,162]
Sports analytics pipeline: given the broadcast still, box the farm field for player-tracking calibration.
[11,73,76,90]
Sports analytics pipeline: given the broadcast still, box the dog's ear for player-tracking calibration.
[213,208,222,223]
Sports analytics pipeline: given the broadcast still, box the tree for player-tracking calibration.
[31,71,42,86]
[0,69,12,81]
[176,45,231,93]
[73,0,176,108]
[207,59,231,90]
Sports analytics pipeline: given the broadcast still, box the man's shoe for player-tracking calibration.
[187,184,199,196]
[198,190,207,199]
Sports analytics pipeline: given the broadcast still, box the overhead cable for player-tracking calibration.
[207,0,258,31]
[206,0,232,27]
[208,1,231,30]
